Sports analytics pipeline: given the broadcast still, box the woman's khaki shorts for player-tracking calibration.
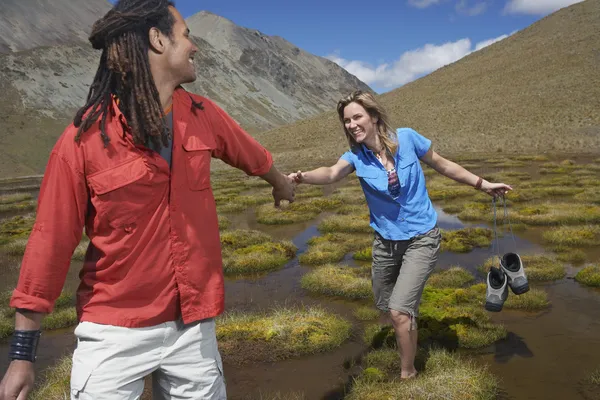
[371,226,442,320]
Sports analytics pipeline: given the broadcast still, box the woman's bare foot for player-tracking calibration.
[400,370,418,380]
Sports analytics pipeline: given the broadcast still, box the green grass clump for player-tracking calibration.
[542,226,600,247]
[441,228,492,253]
[512,155,549,161]
[0,214,35,243]
[555,248,586,264]
[354,306,380,321]
[426,267,475,289]
[301,265,372,299]
[2,238,28,256]
[1,291,77,340]
[363,348,401,375]
[0,193,33,205]
[512,203,600,225]
[331,186,366,205]
[29,356,73,400]
[363,284,509,350]
[318,214,372,234]
[220,229,273,249]
[347,349,499,400]
[479,255,566,282]
[0,200,37,213]
[574,265,600,288]
[220,229,297,275]
[353,247,372,261]
[255,197,343,225]
[574,188,600,204]
[299,233,372,265]
[468,283,549,311]
[223,241,296,275]
[218,215,230,230]
[216,306,351,362]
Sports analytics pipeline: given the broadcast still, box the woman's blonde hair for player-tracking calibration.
[336,90,397,156]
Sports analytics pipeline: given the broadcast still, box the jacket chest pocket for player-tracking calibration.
[87,157,163,229]
[356,167,387,192]
[397,159,418,189]
[182,139,213,191]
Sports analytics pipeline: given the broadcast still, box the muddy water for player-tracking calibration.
[1,170,600,399]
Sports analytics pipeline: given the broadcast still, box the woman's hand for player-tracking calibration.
[288,170,305,184]
[480,181,512,198]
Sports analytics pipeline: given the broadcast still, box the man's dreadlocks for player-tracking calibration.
[74,0,202,149]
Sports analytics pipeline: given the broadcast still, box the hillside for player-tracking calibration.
[0,0,112,53]
[254,0,600,169]
[0,5,371,178]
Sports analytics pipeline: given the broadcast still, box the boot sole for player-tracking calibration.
[510,282,530,295]
[485,302,504,312]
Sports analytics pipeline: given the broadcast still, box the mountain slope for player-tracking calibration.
[184,12,372,128]
[0,0,112,53]
[255,0,600,168]
[0,7,372,178]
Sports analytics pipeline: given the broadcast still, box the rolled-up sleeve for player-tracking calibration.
[204,99,273,176]
[10,145,88,314]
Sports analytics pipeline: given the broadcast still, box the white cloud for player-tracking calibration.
[327,33,513,91]
[456,0,489,16]
[407,0,445,8]
[475,33,510,50]
[504,0,584,15]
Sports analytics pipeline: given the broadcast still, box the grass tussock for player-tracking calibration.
[354,306,380,321]
[479,255,566,282]
[1,291,77,340]
[0,192,33,205]
[542,226,600,247]
[513,203,600,225]
[301,265,372,299]
[318,214,372,234]
[299,233,372,265]
[0,214,35,245]
[255,196,343,225]
[0,199,37,213]
[29,355,73,400]
[347,348,499,400]
[364,286,509,351]
[216,306,351,363]
[220,229,297,275]
[554,248,587,264]
[574,265,600,288]
[426,267,475,289]
[331,186,366,205]
[441,228,492,253]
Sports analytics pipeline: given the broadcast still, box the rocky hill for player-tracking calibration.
[0,4,371,177]
[254,0,600,169]
[0,0,112,53]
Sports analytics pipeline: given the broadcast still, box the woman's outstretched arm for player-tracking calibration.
[290,159,354,185]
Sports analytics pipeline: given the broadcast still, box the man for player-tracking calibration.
[0,1,295,399]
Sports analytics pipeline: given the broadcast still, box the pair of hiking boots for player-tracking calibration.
[485,253,529,312]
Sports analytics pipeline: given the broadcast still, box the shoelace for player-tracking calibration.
[491,195,518,265]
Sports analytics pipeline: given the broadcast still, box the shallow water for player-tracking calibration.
[1,162,600,399]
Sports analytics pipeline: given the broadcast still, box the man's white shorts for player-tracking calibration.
[70,318,226,399]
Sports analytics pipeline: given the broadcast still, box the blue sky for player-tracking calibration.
[109,0,584,93]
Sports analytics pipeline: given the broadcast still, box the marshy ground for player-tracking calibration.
[1,154,599,399]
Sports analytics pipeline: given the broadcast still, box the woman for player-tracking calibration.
[290,90,511,379]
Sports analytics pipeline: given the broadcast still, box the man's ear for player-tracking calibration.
[149,27,165,53]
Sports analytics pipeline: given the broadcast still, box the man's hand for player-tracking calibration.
[0,360,35,400]
[288,171,305,184]
[272,173,295,207]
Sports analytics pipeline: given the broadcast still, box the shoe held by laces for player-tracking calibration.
[500,252,529,295]
[485,266,508,312]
